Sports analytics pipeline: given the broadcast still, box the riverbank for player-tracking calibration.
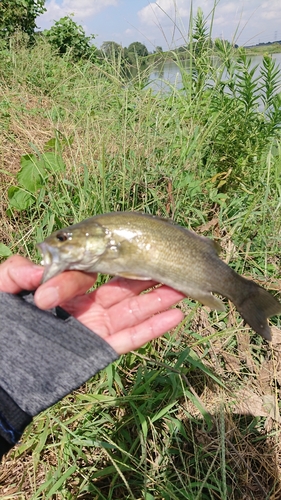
[1,29,281,499]
[245,42,281,55]
[146,41,281,64]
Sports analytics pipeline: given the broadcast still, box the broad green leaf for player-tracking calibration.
[144,494,155,500]
[8,186,35,211]
[0,243,12,257]
[44,138,57,150]
[41,152,66,173]
[17,154,44,192]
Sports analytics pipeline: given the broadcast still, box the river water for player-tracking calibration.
[148,53,281,94]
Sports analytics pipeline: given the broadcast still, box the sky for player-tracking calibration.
[36,1,281,51]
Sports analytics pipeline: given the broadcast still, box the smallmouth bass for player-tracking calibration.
[38,211,281,340]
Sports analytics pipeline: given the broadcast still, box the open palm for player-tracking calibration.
[0,256,185,354]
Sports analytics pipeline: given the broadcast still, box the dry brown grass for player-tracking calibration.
[1,53,281,498]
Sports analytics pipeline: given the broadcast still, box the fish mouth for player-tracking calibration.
[37,242,69,283]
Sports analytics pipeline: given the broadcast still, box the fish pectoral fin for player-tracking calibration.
[117,272,152,281]
[193,291,225,311]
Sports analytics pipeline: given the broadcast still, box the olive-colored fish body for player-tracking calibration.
[38,212,281,340]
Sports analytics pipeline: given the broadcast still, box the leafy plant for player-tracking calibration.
[7,135,66,213]
[189,7,213,95]
[0,242,12,257]
[176,12,281,192]
[0,0,46,42]
[45,15,97,61]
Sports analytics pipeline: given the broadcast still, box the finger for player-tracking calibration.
[91,276,158,308]
[65,285,185,338]
[34,271,97,310]
[0,255,43,293]
[105,308,184,354]
[107,285,185,333]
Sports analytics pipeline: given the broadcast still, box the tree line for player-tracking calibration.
[0,0,243,66]
[0,0,163,62]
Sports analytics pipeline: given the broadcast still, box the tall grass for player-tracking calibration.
[0,6,281,499]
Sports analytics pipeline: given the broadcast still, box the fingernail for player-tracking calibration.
[35,286,60,309]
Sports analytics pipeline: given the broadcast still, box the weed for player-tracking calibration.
[0,5,281,499]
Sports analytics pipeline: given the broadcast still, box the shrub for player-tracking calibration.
[45,15,97,61]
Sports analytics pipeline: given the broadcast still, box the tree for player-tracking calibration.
[127,41,148,57]
[0,0,46,41]
[101,41,123,58]
[45,16,97,61]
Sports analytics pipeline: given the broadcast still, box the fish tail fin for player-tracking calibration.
[232,281,281,340]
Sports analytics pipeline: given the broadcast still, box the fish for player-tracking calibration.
[37,211,281,341]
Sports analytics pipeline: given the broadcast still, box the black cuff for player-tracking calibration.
[0,385,32,459]
[0,434,13,459]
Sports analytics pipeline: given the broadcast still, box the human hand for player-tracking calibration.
[0,255,185,354]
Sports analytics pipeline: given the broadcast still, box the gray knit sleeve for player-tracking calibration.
[0,291,119,456]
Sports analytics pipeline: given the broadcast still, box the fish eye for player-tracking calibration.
[56,232,68,242]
